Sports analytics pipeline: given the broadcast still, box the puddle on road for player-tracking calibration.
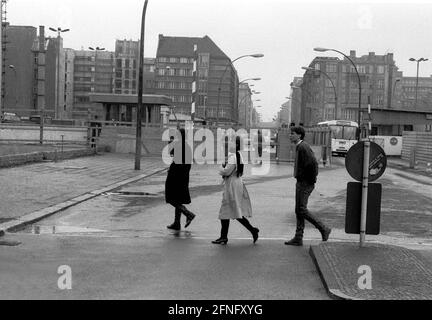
[16,225,107,235]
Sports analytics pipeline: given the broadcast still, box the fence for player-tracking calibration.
[275,127,332,165]
[402,131,432,165]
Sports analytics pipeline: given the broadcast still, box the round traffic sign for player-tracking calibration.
[390,137,398,146]
[345,141,387,182]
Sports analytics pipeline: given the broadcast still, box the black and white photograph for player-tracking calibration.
[0,0,431,308]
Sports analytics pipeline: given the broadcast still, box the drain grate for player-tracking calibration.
[103,191,161,198]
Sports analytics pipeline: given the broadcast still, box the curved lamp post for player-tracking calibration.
[216,54,264,126]
[49,27,70,119]
[409,57,428,108]
[238,78,261,128]
[314,47,362,141]
[135,0,149,170]
[302,66,338,120]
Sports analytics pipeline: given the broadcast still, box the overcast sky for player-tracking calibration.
[8,0,432,121]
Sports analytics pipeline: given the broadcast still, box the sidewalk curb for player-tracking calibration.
[0,148,98,168]
[0,167,168,236]
[309,245,357,300]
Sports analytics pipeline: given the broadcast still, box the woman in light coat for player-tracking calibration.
[212,136,259,245]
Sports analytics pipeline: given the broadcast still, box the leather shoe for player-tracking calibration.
[185,214,196,228]
[167,223,180,231]
[252,228,260,244]
[212,238,228,245]
[284,238,303,246]
[322,228,332,242]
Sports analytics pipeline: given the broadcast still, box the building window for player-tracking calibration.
[377,79,384,89]
[377,95,384,105]
[116,59,122,68]
[169,57,178,63]
[377,66,385,74]
[198,68,208,79]
[180,57,189,64]
[357,65,366,74]
[199,54,210,67]
[326,64,337,73]
[314,63,320,70]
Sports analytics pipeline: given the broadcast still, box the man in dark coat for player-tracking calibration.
[165,128,196,231]
[285,126,331,246]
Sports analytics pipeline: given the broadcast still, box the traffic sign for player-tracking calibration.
[345,141,387,182]
[346,182,382,235]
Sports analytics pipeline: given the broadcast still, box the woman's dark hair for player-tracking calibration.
[236,136,244,178]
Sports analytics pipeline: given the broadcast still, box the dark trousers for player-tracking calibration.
[295,181,326,239]
[170,203,194,225]
[220,218,255,239]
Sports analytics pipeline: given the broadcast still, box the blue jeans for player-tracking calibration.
[295,181,326,239]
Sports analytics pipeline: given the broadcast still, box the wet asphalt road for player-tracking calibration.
[1,158,431,299]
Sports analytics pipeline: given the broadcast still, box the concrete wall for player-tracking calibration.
[402,131,432,163]
[0,125,88,143]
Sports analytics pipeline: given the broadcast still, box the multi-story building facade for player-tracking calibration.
[3,24,38,116]
[154,34,238,125]
[114,39,155,95]
[300,51,432,134]
[71,50,114,119]
[289,77,303,126]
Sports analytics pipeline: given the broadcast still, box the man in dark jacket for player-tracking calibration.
[285,127,331,246]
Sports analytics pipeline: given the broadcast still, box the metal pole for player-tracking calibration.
[360,140,370,247]
[56,34,60,119]
[415,61,419,108]
[135,0,149,171]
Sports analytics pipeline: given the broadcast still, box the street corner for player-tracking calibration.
[309,241,432,300]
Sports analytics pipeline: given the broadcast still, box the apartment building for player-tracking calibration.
[154,34,238,125]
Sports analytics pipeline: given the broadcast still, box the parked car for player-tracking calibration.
[1,112,21,123]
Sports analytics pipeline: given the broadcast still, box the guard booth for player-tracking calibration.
[88,93,173,153]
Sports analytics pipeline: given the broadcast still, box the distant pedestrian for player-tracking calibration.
[285,126,331,246]
[165,128,196,231]
[213,136,259,245]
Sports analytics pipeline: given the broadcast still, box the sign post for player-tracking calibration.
[345,140,387,247]
[360,140,370,247]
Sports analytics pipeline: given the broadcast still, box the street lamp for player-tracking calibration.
[409,57,428,108]
[49,27,70,119]
[238,78,261,128]
[135,0,149,171]
[314,47,362,141]
[302,66,338,121]
[216,53,264,126]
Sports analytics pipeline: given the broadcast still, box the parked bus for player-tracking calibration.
[317,120,358,156]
